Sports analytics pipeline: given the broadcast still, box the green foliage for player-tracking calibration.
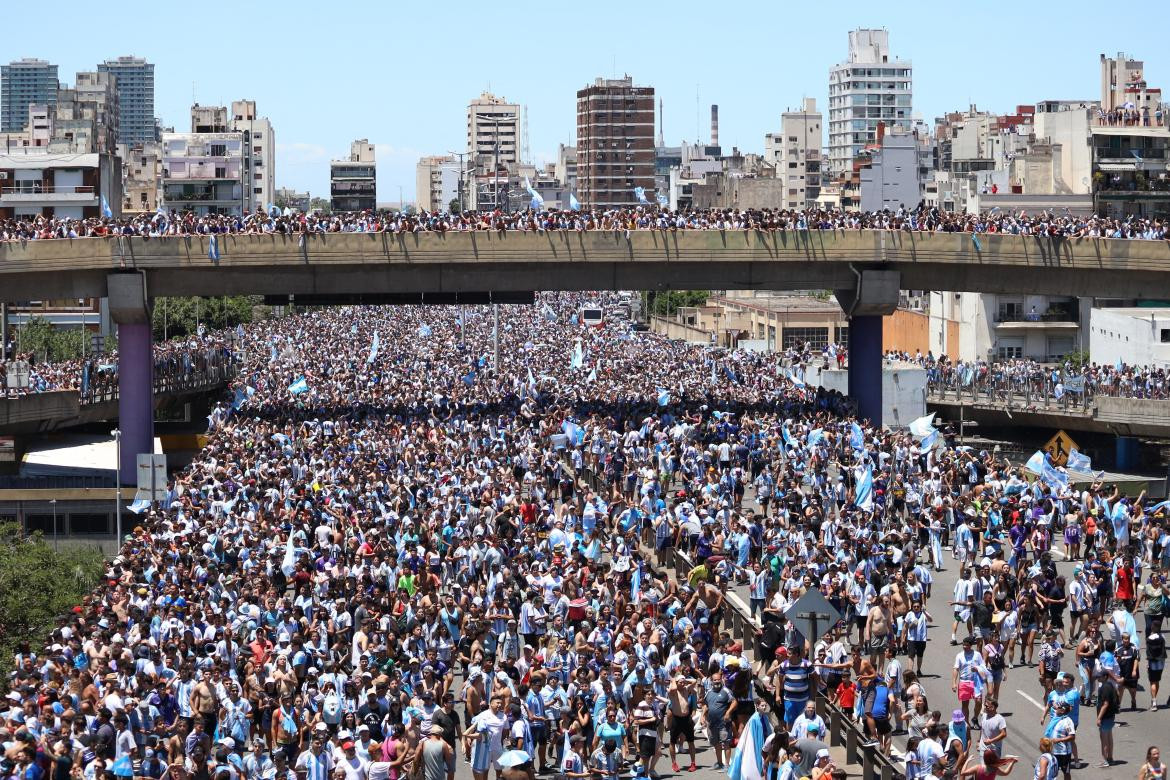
[309,197,332,214]
[642,290,711,317]
[449,198,462,214]
[0,524,104,687]
[1064,349,1091,370]
[151,296,267,341]
[15,317,86,362]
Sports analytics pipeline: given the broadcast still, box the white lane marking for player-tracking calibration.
[1017,689,1046,711]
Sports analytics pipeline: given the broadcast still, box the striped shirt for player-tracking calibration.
[781,659,813,700]
[296,749,333,780]
[749,570,769,600]
[175,679,195,718]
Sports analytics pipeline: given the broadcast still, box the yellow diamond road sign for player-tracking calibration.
[1044,429,1078,467]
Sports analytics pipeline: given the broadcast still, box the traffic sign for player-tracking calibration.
[5,361,29,389]
[783,587,843,644]
[1043,429,1078,467]
[136,453,168,501]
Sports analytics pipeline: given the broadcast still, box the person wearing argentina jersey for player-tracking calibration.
[747,562,770,621]
[902,599,931,676]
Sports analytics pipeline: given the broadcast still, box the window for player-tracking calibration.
[210,143,227,157]
[834,326,849,344]
[69,513,111,535]
[25,515,61,534]
[254,187,263,194]
[782,327,829,350]
[1161,328,1170,343]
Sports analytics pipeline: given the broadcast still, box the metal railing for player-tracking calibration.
[1,185,95,195]
[926,374,1094,412]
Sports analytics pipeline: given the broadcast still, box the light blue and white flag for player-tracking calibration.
[656,388,670,406]
[1115,357,1124,372]
[849,422,865,453]
[280,531,297,577]
[569,193,581,211]
[111,754,134,778]
[633,186,649,205]
[288,376,308,395]
[268,203,280,217]
[101,194,113,219]
[631,564,642,602]
[528,367,537,390]
[1024,450,1068,489]
[208,234,220,261]
[127,498,151,515]
[524,177,545,210]
[726,708,771,780]
[971,233,983,252]
[417,324,432,338]
[1064,375,1085,393]
[570,340,585,370]
[368,331,380,364]
[1067,449,1093,473]
[587,364,597,383]
[806,428,825,449]
[854,463,874,511]
[656,192,669,207]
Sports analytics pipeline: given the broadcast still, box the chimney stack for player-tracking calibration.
[710,104,719,147]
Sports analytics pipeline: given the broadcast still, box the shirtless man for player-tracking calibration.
[666,671,698,772]
[865,596,894,666]
[686,579,727,633]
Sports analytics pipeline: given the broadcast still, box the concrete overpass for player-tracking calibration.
[4,229,1170,476]
[2,229,1170,301]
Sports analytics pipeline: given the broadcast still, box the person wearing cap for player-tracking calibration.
[560,735,589,780]
[337,738,368,780]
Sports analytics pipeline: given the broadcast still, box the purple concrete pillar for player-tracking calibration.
[117,322,153,484]
[848,315,883,426]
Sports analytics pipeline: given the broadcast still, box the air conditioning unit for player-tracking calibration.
[0,172,8,180]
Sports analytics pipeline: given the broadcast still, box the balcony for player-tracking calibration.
[995,307,1078,329]
[0,185,97,204]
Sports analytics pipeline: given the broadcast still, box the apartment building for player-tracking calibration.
[576,76,655,208]
[97,56,157,145]
[331,139,376,212]
[0,59,58,134]
[827,30,912,176]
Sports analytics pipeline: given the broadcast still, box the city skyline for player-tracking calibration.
[2,0,1165,203]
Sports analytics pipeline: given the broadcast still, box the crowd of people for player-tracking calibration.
[4,292,1170,780]
[1,205,1169,243]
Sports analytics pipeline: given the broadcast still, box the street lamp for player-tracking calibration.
[111,428,122,549]
[50,498,57,550]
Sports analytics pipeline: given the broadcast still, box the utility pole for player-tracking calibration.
[448,150,469,213]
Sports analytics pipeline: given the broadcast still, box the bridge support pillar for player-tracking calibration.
[1116,436,1139,472]
[836,270,899,427]
[108,273,153,484]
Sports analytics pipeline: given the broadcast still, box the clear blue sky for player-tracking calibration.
[9,0,1165,203]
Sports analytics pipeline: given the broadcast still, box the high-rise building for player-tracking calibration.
[230,99,275,212]
[827,29,912,176]
[97,56,156,145]
[467,92,520,210]
[576,76,655,209]
[765,98,823,210]
[331,140,376,212]
[1,59,59,133]
[415,155,460,212]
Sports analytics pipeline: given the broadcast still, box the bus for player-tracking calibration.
[579,303,604,327]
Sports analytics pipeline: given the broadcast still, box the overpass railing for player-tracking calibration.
[572,460,906,780]
[78,348,240,405]
[926,374,1094,412]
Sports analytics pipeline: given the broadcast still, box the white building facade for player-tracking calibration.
[827,29,912,176]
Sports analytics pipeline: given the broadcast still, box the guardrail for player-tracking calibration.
[570,462,907,780]
[78,350,240,405]
[927,377,1094,412]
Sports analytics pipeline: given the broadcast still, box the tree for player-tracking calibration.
[309,197,332,214]
[14,317,86,362]
[641,290,711,318]
[449,198,462,214]
[0,524,104,685]
[151,296,268,341]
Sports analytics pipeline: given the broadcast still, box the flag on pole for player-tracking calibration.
[656,388,670,406]
[368,331,380,364]
[656,192,669,207]
[101,194,113,219]
[280,532,297,577]
[971,233,983,252]
[849,422,865,452]
[524,177,545,210]
[631,564,642,601]
[633,186,649,204]
[569,193,581,211]
[111,755,134,777]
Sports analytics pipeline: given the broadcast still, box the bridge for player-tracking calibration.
[4,229,1170,479]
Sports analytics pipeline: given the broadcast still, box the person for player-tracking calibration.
[415,725,455,780]
[776,748,801,780]
[1149,630,1167,711]
[1115,632,1142,710]
[951,637,986,726]
[631,690,662,779]
[466,696,506,780]
[976,699,1006,758]
[726,700,772,780]
[559,735,590,780]
[862,673,895,754]
[666,673,697,773]
[1139,746,1166,780]
[588,740,620,780]
[958,749,1018,779]
[1048,699,1076,780]
[296,730,335,780]
[1035,738,1058,780]
[702,671,735,770]
[791,724,828,779]
[1096,668,1120,768]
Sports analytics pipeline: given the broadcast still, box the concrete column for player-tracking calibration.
[1116,436,1139,472]
[848,315,883,426]
[117,322,153,483]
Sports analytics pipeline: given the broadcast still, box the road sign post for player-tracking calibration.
[784,588,843,648]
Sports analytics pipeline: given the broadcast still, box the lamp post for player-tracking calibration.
[50,498,57,550]
[111,428,122,549]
